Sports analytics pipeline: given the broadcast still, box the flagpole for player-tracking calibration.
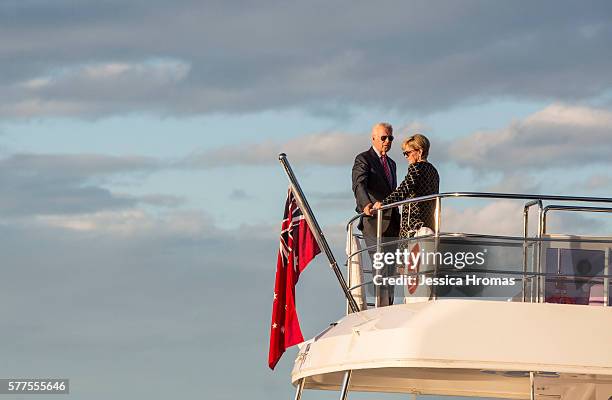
[278,153,360,313]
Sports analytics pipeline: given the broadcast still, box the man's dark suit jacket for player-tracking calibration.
[351,147,400,240]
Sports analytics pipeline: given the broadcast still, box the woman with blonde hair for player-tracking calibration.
[374,133,439,238]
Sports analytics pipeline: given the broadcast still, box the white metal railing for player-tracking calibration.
[346,192,612,312]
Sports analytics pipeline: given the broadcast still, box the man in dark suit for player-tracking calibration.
[352,122,401,306]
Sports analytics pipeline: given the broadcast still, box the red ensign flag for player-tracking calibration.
[268,189,320,370]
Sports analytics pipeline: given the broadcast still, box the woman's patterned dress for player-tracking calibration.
[381,161,439,239]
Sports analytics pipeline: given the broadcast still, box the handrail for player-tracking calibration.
[378,192,612,211]
[345,191,612,309]
[346,192,612,231]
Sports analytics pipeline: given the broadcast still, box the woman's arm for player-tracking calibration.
[381,164,418,206]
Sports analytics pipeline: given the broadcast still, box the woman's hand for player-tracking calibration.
[372,201,383,210]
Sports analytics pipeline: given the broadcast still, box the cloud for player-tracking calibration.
[485,174,542,194]
[0,153,167,217]
[443,201,525,236]
[35,209,209,236]
[446,104,612,172]
[442,200,606,236]
[538,207,608,236]
[310,191,350,200]
[182,131,370,168]
[309,190,355,211]
[229,189,253,200]
[2,59,190,118]
[1,1,612,118]
[2,152,160,177]
[183,121,432,168]
[0,209,323,399]
[134,193,184,207]
[0,203,352,400]
[580,174,612,191]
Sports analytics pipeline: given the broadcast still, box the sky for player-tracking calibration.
[1,1,612,399]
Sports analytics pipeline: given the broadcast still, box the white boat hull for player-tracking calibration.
[292,300,612,399]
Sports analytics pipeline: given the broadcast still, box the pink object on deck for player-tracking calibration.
[589,283,604,306]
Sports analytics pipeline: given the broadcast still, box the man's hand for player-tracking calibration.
[372,201,383,210]
[363,203,373,216]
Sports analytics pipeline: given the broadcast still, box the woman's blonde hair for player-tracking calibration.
[402,133,431,159]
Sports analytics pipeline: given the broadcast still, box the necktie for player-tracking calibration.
[380,155,392,186]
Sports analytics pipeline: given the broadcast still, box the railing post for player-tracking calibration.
[537,205,545,303]
[523,200,542,303]
[375,208,383,308]
[523,205,529,303]
[605,249,609,307]
[434,197,441,236]
[432,196,442,300]
[347,223,354,315]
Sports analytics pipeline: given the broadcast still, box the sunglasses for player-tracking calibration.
[380,135,394,142]
[403,149,419,157]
